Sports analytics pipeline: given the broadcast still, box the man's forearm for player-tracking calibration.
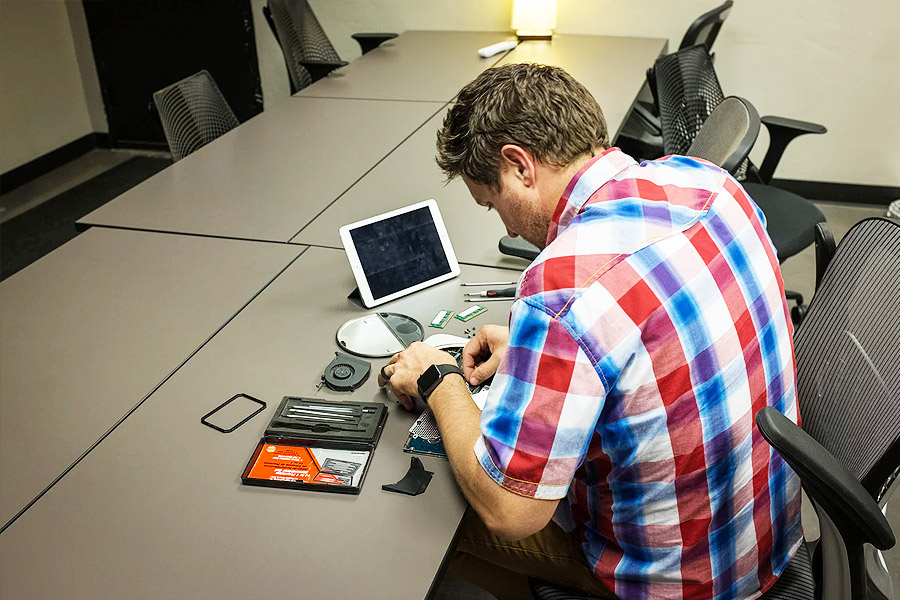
[428,378,558,540]
[428,378,488,507]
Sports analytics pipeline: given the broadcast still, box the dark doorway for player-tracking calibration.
[83,0,263,149]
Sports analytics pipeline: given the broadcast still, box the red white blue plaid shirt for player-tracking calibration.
[475,149,803,599]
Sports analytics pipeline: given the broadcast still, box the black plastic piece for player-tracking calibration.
[757,116,827,184]
[351,32,398,55]
[755,407,895,551]
[299,59,348,83]
[323,352,371,392]
[379,312,424,347]
[498,236,539,261]
[201,393,266,433]
[382,456,433,496]
[784,290,804,306]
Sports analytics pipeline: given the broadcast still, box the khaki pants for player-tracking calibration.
[448,508,619,600]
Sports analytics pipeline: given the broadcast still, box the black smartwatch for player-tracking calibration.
[417,364,464,402]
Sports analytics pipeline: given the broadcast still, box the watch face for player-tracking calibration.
[417,364,441,399]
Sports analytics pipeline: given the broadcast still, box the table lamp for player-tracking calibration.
[511,0,558,40]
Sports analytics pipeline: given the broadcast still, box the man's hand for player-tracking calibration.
[377,341,457,410]
[462,325,510,386]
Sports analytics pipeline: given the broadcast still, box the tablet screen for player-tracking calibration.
[348,205,452,302]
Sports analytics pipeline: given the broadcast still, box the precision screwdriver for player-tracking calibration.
[464,287,516,298]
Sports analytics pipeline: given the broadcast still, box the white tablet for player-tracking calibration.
[339,199,460,308]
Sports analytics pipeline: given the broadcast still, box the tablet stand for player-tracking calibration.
[347,287,365,309]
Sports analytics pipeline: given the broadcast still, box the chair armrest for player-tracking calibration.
[814,222,836,291]
[299,59,349,83]
[755,407,895,550]
[499,236,539,261]
[757,115,827,184]
[351,33,398,54]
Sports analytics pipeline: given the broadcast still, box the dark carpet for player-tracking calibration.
[0,156,172,281]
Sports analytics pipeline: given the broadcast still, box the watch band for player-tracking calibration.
[417,363,464,402]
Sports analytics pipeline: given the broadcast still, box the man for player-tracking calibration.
[379,64,802,599]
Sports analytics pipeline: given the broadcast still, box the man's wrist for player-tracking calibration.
[417,363,464,403]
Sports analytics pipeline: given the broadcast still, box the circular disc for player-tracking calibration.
[335,312,424,357]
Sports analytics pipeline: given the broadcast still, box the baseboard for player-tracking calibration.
[113,140,169,152]
[770,178,900,206]
[0,133,111,195]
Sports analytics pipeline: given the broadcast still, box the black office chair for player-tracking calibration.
[679,0,734,52]
[263,0,397,94]
[530,217,900,600]
[653,44,826,321]
[498,95,762,263]
[618,1,734,159]
[758,216,900,600]
[152,70,239,162]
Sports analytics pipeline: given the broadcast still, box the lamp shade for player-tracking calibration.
[511,0,558,38]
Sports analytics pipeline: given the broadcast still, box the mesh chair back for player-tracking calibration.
[794,217,900,500]
[679,0,734,51]
[654,44,725,157]
[152,70,239,162]
[687,96,760,175]
[267,0,341,92]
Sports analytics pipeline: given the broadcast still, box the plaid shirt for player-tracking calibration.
[475,149,803,599]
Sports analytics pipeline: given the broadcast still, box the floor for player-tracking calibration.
[0,148,167,224]
[1,155,896,598]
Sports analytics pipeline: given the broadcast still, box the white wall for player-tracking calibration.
[557,0,900,188]
[0,0,95,173]
[252,0,897,187]
[65,0,106,134]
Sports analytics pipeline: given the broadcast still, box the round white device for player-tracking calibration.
[335,312,424,357]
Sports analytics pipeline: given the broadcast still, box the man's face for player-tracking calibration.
[462,175,551,250]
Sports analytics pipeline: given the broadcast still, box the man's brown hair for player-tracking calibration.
[436,63,608,189]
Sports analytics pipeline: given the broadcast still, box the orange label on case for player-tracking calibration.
[247,444,326,484]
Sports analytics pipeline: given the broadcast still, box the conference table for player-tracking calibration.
[0,247,517,599]
[295,30,517,102]
[292,106,531,270]
[0,227,303,529]
[2,29,669,599]
[76,31,667,260]
[77,97,445,242]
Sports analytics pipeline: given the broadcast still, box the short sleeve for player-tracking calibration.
[475,298,608,499]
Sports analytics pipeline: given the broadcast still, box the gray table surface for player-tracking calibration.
[77,98,444,242]
[292,107,531,271]
[0,228,304,529]
[291,34,665,268]
[0,246,520,600]
[295,30,516,102]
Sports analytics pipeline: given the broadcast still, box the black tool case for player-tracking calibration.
[240,396,387,495]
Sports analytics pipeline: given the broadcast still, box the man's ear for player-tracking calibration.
[499,145,536,188]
